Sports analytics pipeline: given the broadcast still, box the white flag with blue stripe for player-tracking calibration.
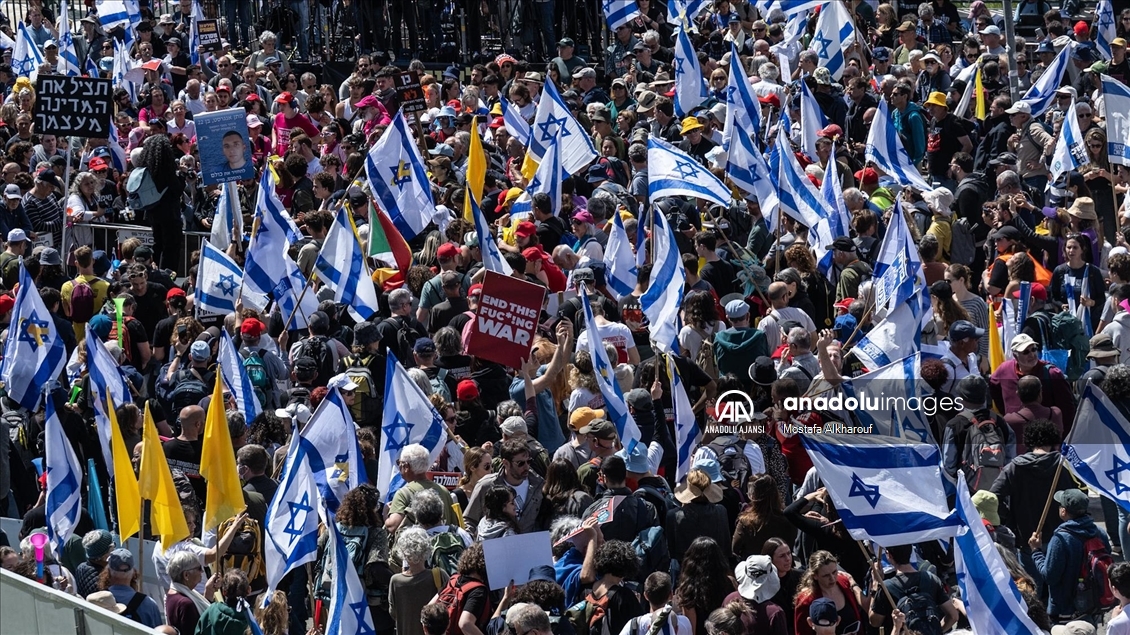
[1101,75,1130,166]
[45,396,82,551]
[668,356,699,483]
[1,263,65,410]
[380,353,446,503]
[725,125,778,209]
[1050,98,1090,181]
[106,123,129,171]
[774,124,828,231]
[723,42,761,151]
[245,167,313,323]
[510,132,562,222]
[865,98,932,192]
[841,354,936,444]
[195,241,243,316]
[604,211,637,299]
[13,22,45,78]
[1063,382,1130,513]
[499,93,530,146]
[852,300,924,371]
[953,470,1042,635]
[316,206,381,320]
[673,23,708,117]
[800,433,962,546]
[667,0,707,23]
[471,190,513,275]
[821,142,853,240]
[872,198,928,318]
[85,326,131,471]
[580,287,642,450]
[112,37,141,103]
[648,136,731,207]
[97,0,140,35]
[85,56,99,77]
[189,0,203,65]
[299,388,366,511]
[263,427,319,598]
[57,0,82,77]
[322,504,379,635]
[366,110,439,241]
[210,181,242,250]
[640,209,685,355]
[812,0,856,81]
[1020,44,1070,118]
[1096,0,1116,60]
[798,80,827,161]
[603,0,640,31]
[528,80,598,175]
[217,329,263,425]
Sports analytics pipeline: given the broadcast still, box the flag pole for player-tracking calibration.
[856,539,899,610]
[1034,458,1066,540]
[700,206,770,307]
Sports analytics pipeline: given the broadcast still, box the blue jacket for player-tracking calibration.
[1032,515,1109,617]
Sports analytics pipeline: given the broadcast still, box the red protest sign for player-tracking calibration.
[466,271,546,369]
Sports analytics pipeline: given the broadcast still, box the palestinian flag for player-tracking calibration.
[368,204,412,290]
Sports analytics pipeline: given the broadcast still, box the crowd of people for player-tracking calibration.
[4,1,1130,635]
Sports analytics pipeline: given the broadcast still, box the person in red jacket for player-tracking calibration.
[989,333,1077,434]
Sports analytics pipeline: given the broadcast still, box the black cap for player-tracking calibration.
[948,320,986,341]
[831,236,856,252]
[994,226,1022,241]
[308,310,330,334]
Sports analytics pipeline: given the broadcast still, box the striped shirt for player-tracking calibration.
[22,191,62,247]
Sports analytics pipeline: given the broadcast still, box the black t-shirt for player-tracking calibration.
[449,311,474,336]
[537,216,568,249]
[987,256,1009,294]
[927,115,966,176]
[163,437,205,502]
[152,314,176,352]
[431,297,469,333]
[869,569,948,632]
[436,354,473,380]
[458,579,491,630]
[617,292,652,361]
[699,259,736,297]
[131,282,167,337]
[125,317,149,368]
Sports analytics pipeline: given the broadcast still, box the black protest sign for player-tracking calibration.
[34,76,113,136]
[198,20,222,52]
[395,71,427,114]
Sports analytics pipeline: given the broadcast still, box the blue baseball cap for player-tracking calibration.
[693,457,724,483]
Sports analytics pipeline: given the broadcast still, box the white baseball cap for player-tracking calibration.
[4,184,21,200]
[275,402,312,425]
[328,373,359,392]
[6,228,26,242]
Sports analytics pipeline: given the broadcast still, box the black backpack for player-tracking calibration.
[385,316,422,365]
[894,572,944,635]
[959,412,1007,491]
[707,438,753,498]
[295,335,336,387]
[164,367,211,413]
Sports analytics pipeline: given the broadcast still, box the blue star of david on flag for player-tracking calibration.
[284,491,313,546]
[538,114,571,142]
[217,273,238,296]
[384,414,413,453]
[674,159,701,179]
[389,160,413,190]
[1107,456,1130,496]
[18,312,51,350]
[849,472,881,508]
[351,601,377,635]
[813,32,834,59]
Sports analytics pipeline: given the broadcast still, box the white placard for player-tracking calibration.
[480,531,554,590]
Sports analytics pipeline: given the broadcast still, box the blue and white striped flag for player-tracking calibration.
[470,189,513,276]
[106,123,129,171]
[667,0,707,22]
[774,124,828,232]
[216,329,262,425]
[85,56,100,77]
[195,241,243,316]
[798,80,827,161]
[953,470,1043,635]
[667,355,699,483]
[604,211,637,299]
[510,131,562,221]
[1063,382,1130,512]
[1019,43,1070,118]
[635,214,647,267]
[723,42,761,150]
[263,424,319,598]
[812,0,856,81]
[316,206,381,320]
[1095,0,1116,61]
[45,396,82,552]
[276,257,318,330]
[1050,98,1090,181]
[189,0,203,65]
[498,93,530,146]
[299,388,366,511]
[112,37,141,103]
[821,143,853,240]
[727,126,778,215]
[852,302,924,371]
[244,167,301,312]
[841,354,936,443]
[366,110,440,241]
[97,0,140,35]
[322,505,378,635]
[210,181,242,250]
[580,287,642,450]
[527,80,599,175]
[57,0,82,77]
[673,22,708,117]
[1,263,65,410]
[872,198,928,318]
[865,98,932,192]
[648,136,731,207]
[379,353,446,503]
[85,326,131,471]
[800,433,962,546]
[603,0,640,31]
[1101,75,1130,166]
[640,208,685,355]
[13,22,45,77]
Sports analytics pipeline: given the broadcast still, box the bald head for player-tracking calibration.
[768,281,789,307]
[178,406,206,439]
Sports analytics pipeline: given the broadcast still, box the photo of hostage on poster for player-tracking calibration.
[195,107,255,185]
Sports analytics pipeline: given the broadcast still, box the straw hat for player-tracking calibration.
[1067,197,1097,221]
[674,469,723,504]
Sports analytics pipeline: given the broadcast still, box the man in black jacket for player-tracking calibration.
[973,95,1015,172]
[583,455,659,544]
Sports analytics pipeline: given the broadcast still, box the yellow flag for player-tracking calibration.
[464,116,487,221]
[139,402,189,546]
[107,395,140,541]
[200,376,246,531]
[520,151,539,183]
[988,302,1004,372]
[974,67,987,121]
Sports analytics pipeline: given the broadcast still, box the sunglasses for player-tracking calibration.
[510,459,529,467]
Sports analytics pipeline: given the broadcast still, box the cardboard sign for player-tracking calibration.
[553,496,624,546]
[197,19,222,52]
[34,76,113,136]
[466,271,546,369]
[481,531,553,590]
[427,471,461,491]
[395,70,427,114]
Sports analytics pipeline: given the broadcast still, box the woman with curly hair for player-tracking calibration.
[435,542,493,635]
[572,541,644,635]
[136,134,186,270]
[792,551,864,635]
[566,349,605,412]
[315,484,393,632]
[537,458,593,527]
[678,290,724,360]
[674,536,737,635]
[732,474,797,561]
[254,591,290,635]
[784,244,832,328]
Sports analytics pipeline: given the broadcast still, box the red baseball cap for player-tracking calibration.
[468,283,483,297]
[456,379,479,401]
[275,91,294,104]
[522,246,548,261]
[515,221,537,238]
[819,124,844,139]
[0,294,13,316]
[88,157,109,171]
[437,243,460,260]
[1011,282,1048,301]
[240,318,265,338]
[854,167,879,186]
[758,94,781,109]
[246,93,261,102]
[489,117,505,129]
[166,287,186,300]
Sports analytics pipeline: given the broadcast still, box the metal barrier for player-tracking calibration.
[0,568,157,635]
[81,223,209,279]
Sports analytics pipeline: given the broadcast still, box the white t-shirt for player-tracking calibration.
[577,320,637,363]
[678,320,726,360]
[566,387,605,413]
[616,608,692,635]
[511,478,531,517]
[1108,608,1130,635]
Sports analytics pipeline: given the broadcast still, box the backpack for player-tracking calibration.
[429,368,452,402]
[343,355,381,428]
[634,483,678,517]
[706,438,753,497]
[1050,310,1090,381]
[108,315,135,364]
[121,592,150,623]
[429,526,466,576]
[126,167,167,211]
[960,412,1007,491]
[166,367,211,412]
[438,575,491,635]
[894,572,944,635]
[386,316,422,365]
[1073,535,1116,616]
[217,516,266,593]
[242,351,270,408]
[69,278,96,323]
[295,335,336,387]
[4,405,40,472]
[632,525,672,584]
[287,386,311,408]
[567,588,616,635]
[948,217,976,266]
[692,326,718,380]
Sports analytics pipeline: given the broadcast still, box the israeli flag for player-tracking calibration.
[727,126,778,214]
[1095,0,1116,61]
[244,168,303,313]
[510,133,562,222]
[85,327,131,471]
[189,0,203,65]
[106,123,129,171]
[499,93,530,146]
[195,241,243,316]
[1101,75,1130,166]
[635,215,648,267]
[668,356,699,483]
[13,22,45,78]
[667,0,707,22]
[953,471,1043,635]
[852,301,925,372]
[112,38,141,103]
[800,433,962,546]
[841,354,935,443]
[322,505,379,635]
[57,0,82,77]
[45,396,82,551]
[97,0,140,34]
[864,98,932,192]
[1019,44,1071,118]
[210,181,242,250]
[872,199,923,316]
[812,0,856,81]
[775,124,829,232]
[603,0,640,31]
[604,211,637,299]
[1,263,65,410]
[366,110,440,241]
[1063,383,1130,512]
[673,23,708,117]
[379,353,445,503]
[84,56,99,77]
[263,428,319,598]
[648,136,732,207]
[798,80,828,161]
[821,142,853,241]
[276,256,319,330]
[470,189,513,275]
[0,29,13,49]
[316,206,381,320]
[1051,98,1090,181]
[723,42,762,150]
[640,208,686,355]
[528,80,598,176]
[217,329,262,425]
[580,288,642,450]
[760,0,826,17]
[299,388,366,511]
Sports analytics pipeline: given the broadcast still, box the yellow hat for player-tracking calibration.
[680,116,704,134]
[490,102,503,116]
[925,91,948,109]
